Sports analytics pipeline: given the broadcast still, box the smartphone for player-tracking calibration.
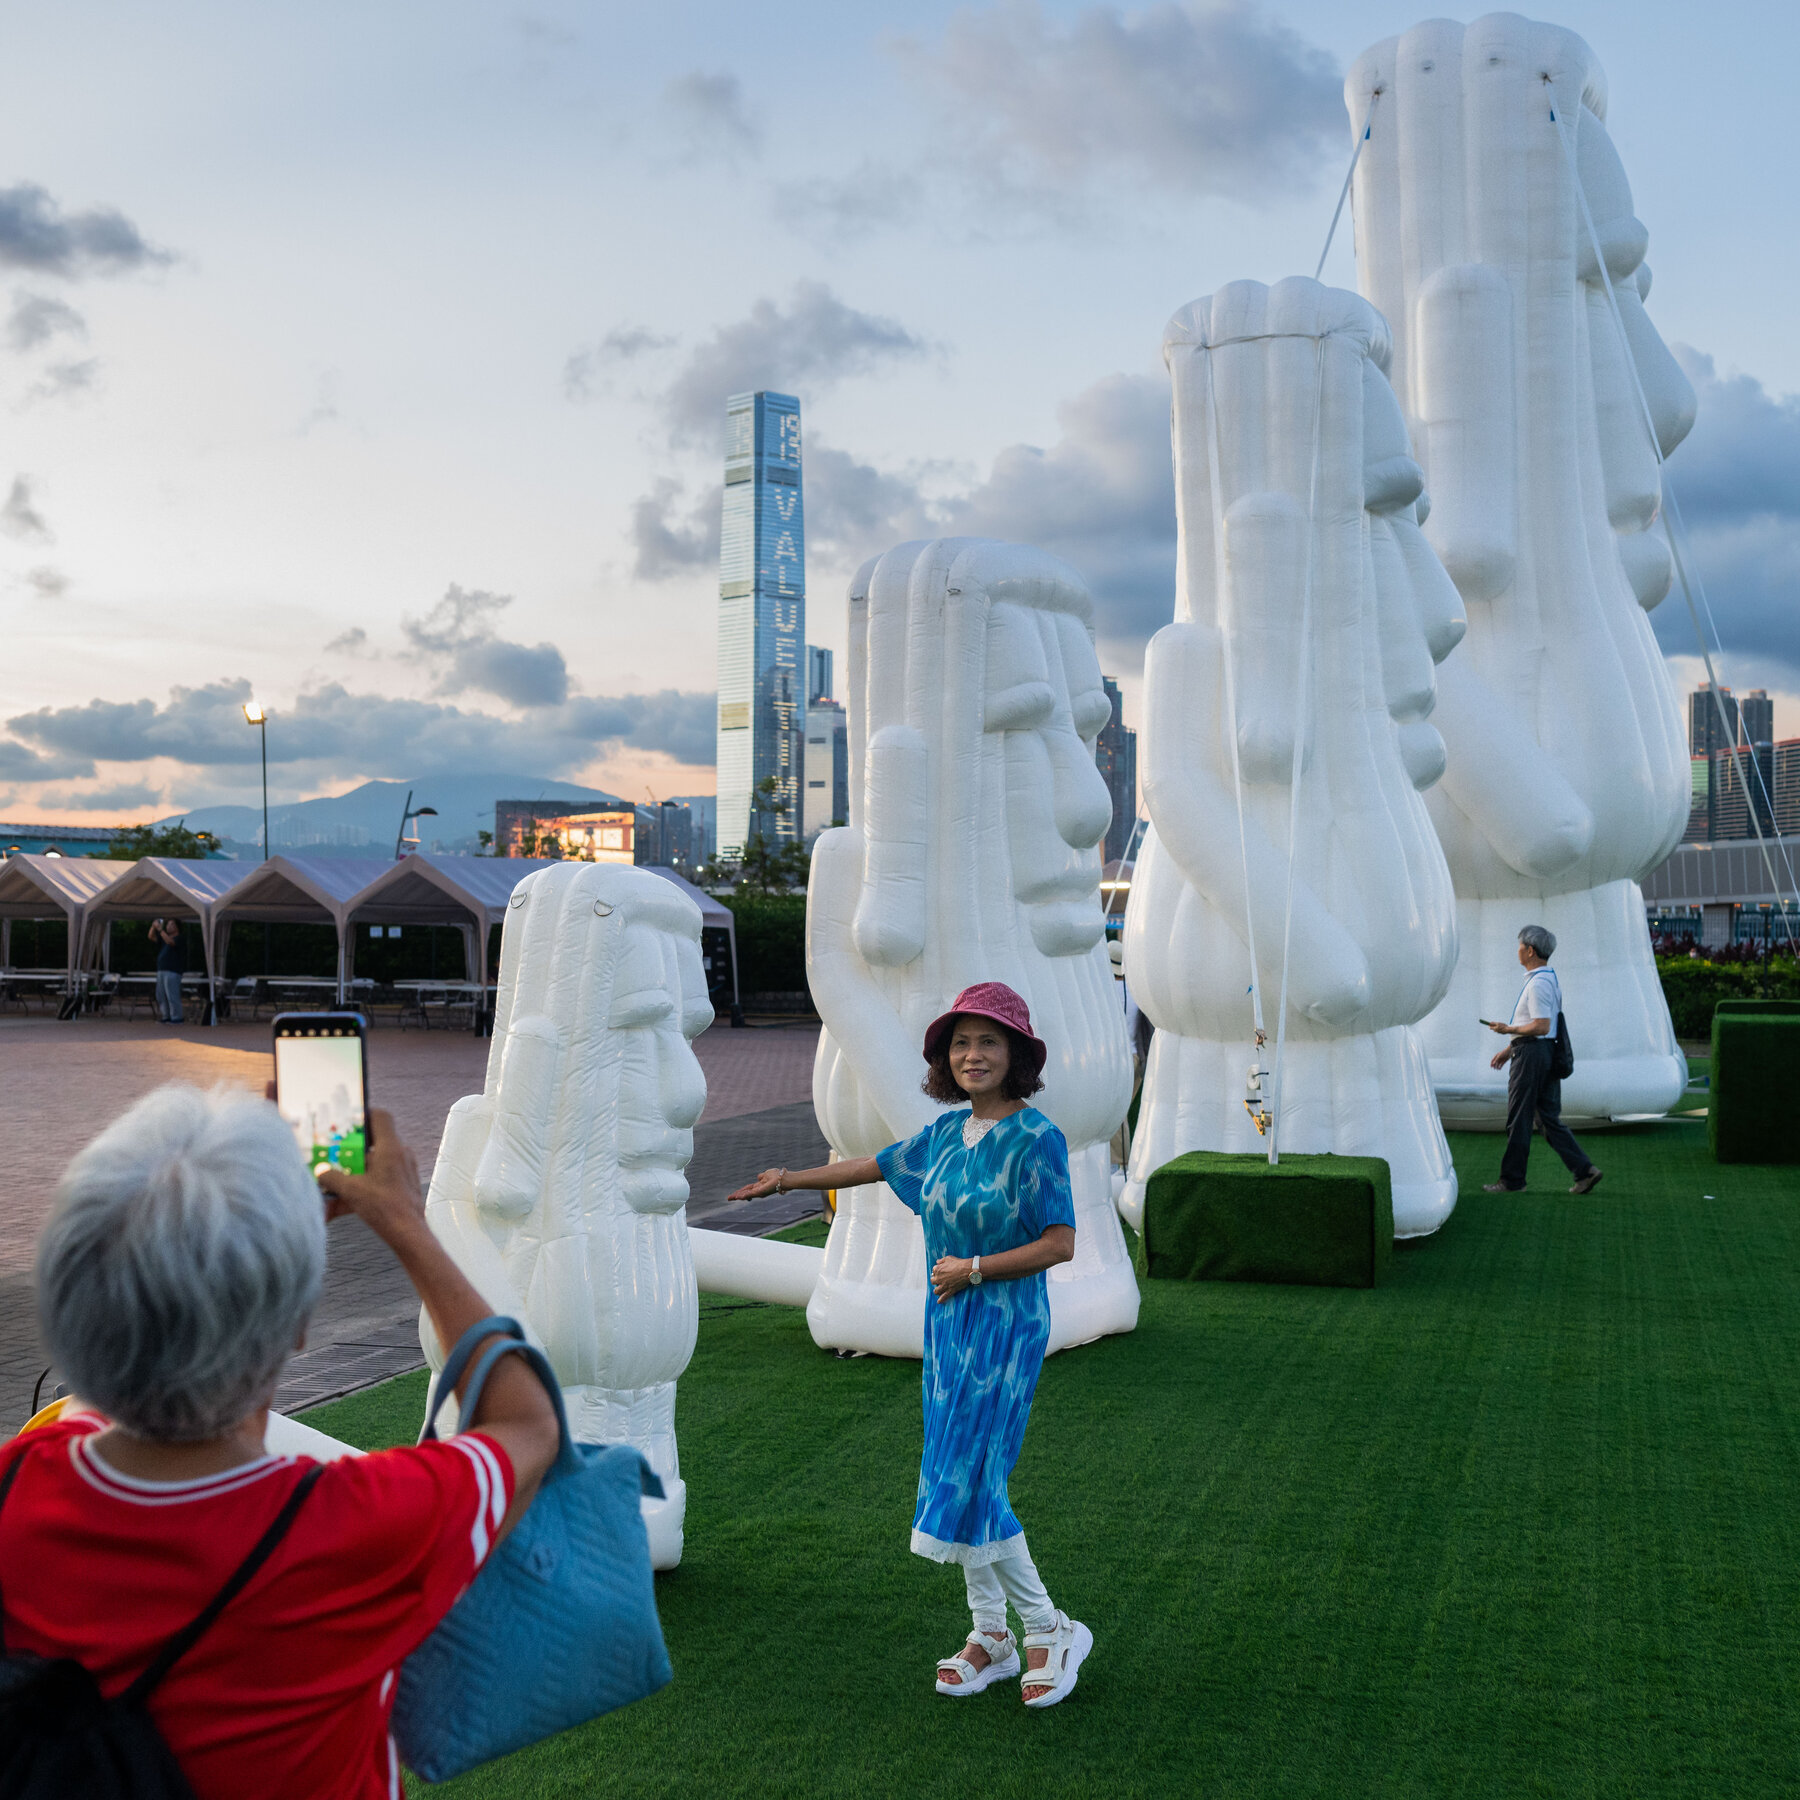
[273,1012,372,1176]
[1479,1019,1505,1029]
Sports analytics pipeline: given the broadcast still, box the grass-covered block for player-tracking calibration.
[1143,1150,1393,1288]
[1709,1012,1800,1163]
[1714,998,1800,1016]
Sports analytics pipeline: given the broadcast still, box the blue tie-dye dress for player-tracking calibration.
[876,1107,1076,1566]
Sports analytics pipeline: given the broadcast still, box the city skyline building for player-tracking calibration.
[803,698,848,841]
[807,645,833,707]
[1685,684,1777,841]
[716,390,805,859]
[1096,675,1138,864]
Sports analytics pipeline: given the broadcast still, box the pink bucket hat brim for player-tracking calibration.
[922,982,1048,1078]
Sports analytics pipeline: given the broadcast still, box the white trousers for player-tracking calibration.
[964,1538,1057,1636]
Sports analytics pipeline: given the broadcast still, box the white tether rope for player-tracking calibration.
[1551,94,1800,953]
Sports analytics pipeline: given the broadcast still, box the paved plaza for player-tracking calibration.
[2,1014,826,1424]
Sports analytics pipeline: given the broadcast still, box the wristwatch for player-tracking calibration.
[968,1256,983,1287]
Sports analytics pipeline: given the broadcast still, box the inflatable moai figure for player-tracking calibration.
[1348,15,1697,1126]
[1122,277,1465,1237]
[421,861,710,1570]
[807,537,1139,1357]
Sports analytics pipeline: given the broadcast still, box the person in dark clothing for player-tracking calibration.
[1482,924,1602,1196]
[150,917,186,1025]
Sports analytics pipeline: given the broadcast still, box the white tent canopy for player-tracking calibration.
[75,859,258,1000]
[3,849,744,1023]
[0,856,134,982]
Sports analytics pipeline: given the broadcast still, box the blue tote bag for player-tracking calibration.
[392,1317,673,1781]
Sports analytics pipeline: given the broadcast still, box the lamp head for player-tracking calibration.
[242,702,266,725]
[416,806,438,818]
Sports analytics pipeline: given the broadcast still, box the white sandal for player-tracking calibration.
[1020,1611,1093,1709]
[935,1627,1020,1696]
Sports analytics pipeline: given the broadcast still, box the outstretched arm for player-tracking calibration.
[728,1157,882,1202]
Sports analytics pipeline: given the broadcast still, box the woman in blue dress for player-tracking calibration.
[732,982,1093,1708]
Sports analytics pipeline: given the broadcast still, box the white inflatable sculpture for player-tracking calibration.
[1123,277,1465,1238]
[807,538,1139,1356]
[421,861,709,1569]
[1348,15,1695,1125]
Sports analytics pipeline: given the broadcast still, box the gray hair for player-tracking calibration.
[1518,924,1556,960]
[36,1084,325,1442]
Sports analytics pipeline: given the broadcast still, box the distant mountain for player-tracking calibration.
[158,773,626,858]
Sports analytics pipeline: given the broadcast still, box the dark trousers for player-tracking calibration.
[1500,1038,1592,1189]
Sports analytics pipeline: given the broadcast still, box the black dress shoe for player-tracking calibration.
[1482,1181,1523,1193]
[1570,1169,1603,1195]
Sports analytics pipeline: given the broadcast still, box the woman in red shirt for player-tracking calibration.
[1,1084,559,1798]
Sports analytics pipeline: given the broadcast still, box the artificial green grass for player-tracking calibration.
[310,1126,1800,1798]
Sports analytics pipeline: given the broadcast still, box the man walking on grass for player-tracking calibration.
[1483,925,1603,1197]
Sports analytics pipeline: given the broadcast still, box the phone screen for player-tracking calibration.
[273,1013,370,1175]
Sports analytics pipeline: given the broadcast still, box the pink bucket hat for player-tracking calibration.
[922,982,1048,1078]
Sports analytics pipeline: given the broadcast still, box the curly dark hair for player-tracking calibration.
[921,1017,1045,1104]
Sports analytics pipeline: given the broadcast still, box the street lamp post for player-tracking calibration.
[394,790,439,859]
[242,703,269,860]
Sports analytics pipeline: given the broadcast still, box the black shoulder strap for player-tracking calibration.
[121,1462,326,1707]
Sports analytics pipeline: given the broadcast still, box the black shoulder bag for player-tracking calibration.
[1551,1011,1574,1080]
[0,1452,323,1799]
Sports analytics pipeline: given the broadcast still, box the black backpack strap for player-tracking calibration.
[120,1461,326,1707]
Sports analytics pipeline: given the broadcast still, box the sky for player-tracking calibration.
[1,0,1796,821]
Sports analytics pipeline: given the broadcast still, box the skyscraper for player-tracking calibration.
[1689,683,1739,757]
[716,391,805,859]
[807,645,834,706]
[803,698,848,840]
[1096,675,1138,864]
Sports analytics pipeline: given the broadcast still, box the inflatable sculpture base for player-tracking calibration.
[1424,886,1684,1129]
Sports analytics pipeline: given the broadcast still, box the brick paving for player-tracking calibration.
[2,1014,823,1422]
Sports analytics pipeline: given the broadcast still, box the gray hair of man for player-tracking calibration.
[1518,924,1557,960]
[36,1084,326,1442]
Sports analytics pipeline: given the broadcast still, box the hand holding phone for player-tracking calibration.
[272,1012,372,1176]
[1480,1018,1508,1032]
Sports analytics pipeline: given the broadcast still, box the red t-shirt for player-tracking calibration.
[0,1415,513,1799]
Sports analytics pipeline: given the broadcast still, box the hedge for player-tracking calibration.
[719,893,807,996]
[1656,956,1800,1040]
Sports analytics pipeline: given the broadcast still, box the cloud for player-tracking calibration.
[26,358,98,404]
[893,0,1342,209]
[25,566,67,597]
[637,370,1175,656]
[771,162,926,245]
[0,738,92,780]
[0,182,168,277]
[401,584,571,708]
[1652,349,1800,681]
[0,476,50,542]
[3,676,717,783]
[324,625,369,655]
[662,71,761,163]
[662,281,931,443]
[6,290,85,352]
[632,477,721,578]
[563,326,675,401]
[33,779,162,812]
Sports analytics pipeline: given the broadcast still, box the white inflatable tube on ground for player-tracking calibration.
[689,1227,824,1308]
[264,1410,361,1461]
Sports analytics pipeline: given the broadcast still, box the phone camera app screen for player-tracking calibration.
[276,1027,367,1174]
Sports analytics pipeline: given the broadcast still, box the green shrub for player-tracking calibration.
[1656,956,1800,1039]
[720,893,807,995]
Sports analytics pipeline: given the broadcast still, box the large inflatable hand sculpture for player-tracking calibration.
[1123,277,1463,1237]
[807,538,1138,1357]
[421,861,709,1570]
[1348,15,1696,1125]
